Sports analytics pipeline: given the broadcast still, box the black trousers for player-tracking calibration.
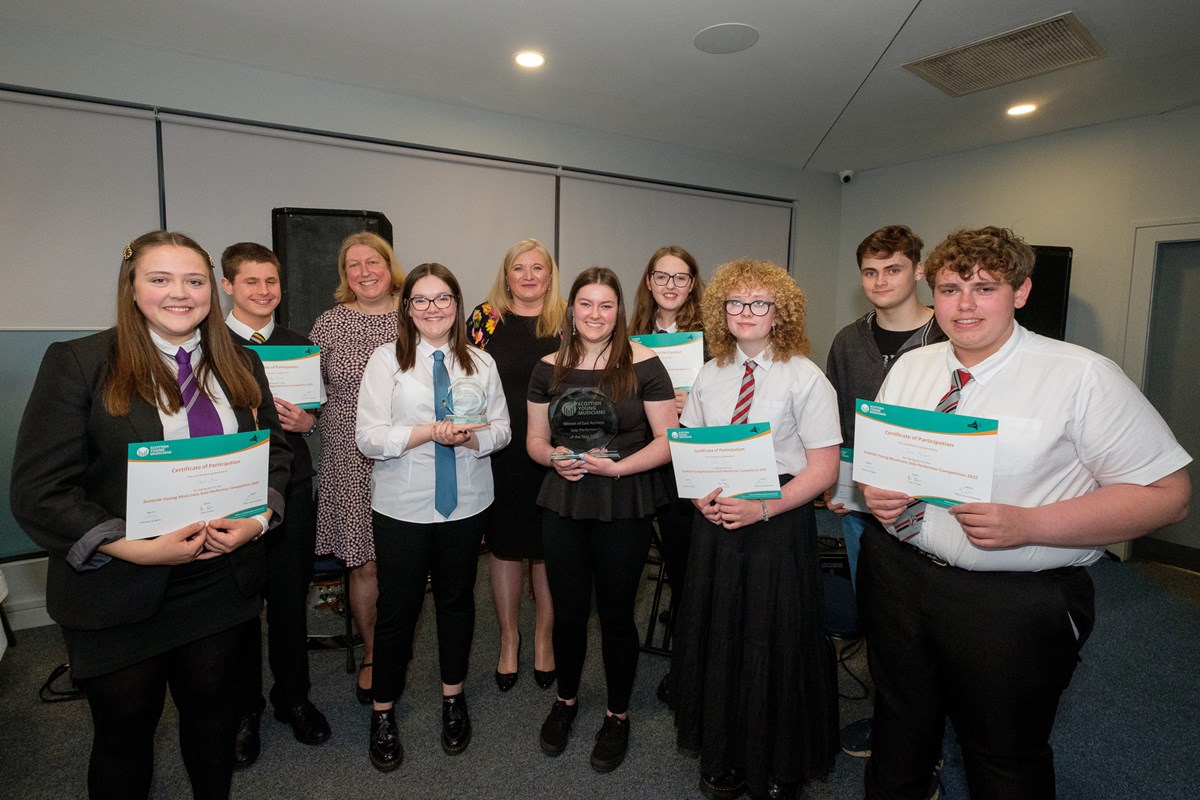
[655,467,694,627]
[243,477,317,712]
[78,618,256,800]
[859,525,1095,800]
[542,513,652,714]
[372,510,486,700]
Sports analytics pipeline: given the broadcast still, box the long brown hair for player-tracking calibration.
[629,245,705,335]
[395,263,478,376]
[483,238,567,338]
[552,267,635,402]
[104,231,262,416]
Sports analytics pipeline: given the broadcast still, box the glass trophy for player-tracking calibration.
[443,377,489,424]
[548,387,619,460]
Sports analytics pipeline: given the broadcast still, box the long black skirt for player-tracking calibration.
[671,500,838,796]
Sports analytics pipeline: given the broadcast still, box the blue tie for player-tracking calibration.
[433,350,458,517]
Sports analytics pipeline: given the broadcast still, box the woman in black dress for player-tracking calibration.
[527,267,678,773]
[11,231,292,799]
[468,239,566,691]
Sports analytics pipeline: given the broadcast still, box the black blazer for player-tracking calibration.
[9,329,292,631]
[227,324,316,486]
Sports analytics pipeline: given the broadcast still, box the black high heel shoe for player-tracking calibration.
[495,633,520,691]
[356,660,373,705]
[534,668,556,689]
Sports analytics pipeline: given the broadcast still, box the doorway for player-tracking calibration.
[1123,223,1200,570]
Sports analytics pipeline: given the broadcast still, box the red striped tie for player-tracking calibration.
[730,359,757,425]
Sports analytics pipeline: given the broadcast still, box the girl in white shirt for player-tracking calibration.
[671,258,842,800]
[356,262,511,772]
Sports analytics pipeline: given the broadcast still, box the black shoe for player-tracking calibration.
[369,709,403,772]
[356,661,373,706]
[589,714,630,773]
[534,668,556,689]
[840,717,873,757]
[539,699,578,756]
[657,671,671,704]
[699,769,746,800]
[496,632,520,691]
[273,700,331,745]
[765,777,798,800]
[233,711,261,770]
[441,693,472,755]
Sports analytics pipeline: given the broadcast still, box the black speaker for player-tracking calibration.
[271,208,393,336]
[1016,245,1072,340]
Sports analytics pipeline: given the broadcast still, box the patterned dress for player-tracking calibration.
[310,303,399,566]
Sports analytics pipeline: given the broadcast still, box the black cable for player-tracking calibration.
[39,663,86,703]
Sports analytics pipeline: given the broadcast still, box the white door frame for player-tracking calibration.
[1111,218,1200,560]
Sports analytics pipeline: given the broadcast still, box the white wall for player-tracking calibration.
[0,20,845,352]
[834,104,1200,367]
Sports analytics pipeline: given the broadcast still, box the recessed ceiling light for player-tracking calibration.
[515,50,546,69]
[694,23,760,55]
[1007,103,1037,115]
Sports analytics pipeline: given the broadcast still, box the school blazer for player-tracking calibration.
[9,329,293,631]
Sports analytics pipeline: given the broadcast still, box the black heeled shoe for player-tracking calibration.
[356,660,373,706]
[534,668,556,689]
[495,633,519,691]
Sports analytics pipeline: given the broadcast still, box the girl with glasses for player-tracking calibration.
[628,245,706,705]
[671,259,841,800]
[356,263,511,771]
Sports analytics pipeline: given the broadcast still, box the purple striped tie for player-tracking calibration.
[175,347,223,438]
[893,368,973,540]
[730,359,757,425]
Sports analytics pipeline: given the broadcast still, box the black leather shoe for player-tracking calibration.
[233,711,261,770]
[657,671,671,704]
[590,714,630,773]
[369,709,403,772]
[765,777,799,800]
[273,700,331,745]
[356,661,373,706]
[539,699,578,756]
[534,668,556,689]
[699,769,746,800]
[495,669,518,692]
[441,693,472,755]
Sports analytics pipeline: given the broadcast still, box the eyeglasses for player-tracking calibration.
[650,271,694,288]
[724,299,776,317]
[408,294,456,310]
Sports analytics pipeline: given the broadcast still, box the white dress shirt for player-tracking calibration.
[877,323,1192,571]
[681,346,841,475]
[149,330,237,439]
[224,311,275,342]
[356,339,512,522]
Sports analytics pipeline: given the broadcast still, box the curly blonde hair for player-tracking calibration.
[700,258,809,366]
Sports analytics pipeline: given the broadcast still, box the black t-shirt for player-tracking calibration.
[871,317,923,372]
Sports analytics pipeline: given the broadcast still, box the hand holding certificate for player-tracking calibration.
[667,423,782,500]
[245,345,323,409]
[628,332,703,390]
[126,431,270,540]
[851,399,998,506]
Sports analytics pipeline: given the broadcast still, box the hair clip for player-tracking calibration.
[204,251,215,269]
[122,243,134,260]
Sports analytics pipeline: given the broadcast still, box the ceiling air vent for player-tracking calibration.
[904,12,1105,97]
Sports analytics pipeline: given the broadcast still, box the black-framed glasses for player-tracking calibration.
[724,299,776,316]
[650,271,694,288]
[408,294,456,310]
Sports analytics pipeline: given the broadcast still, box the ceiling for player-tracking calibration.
[4,0,1199,174]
